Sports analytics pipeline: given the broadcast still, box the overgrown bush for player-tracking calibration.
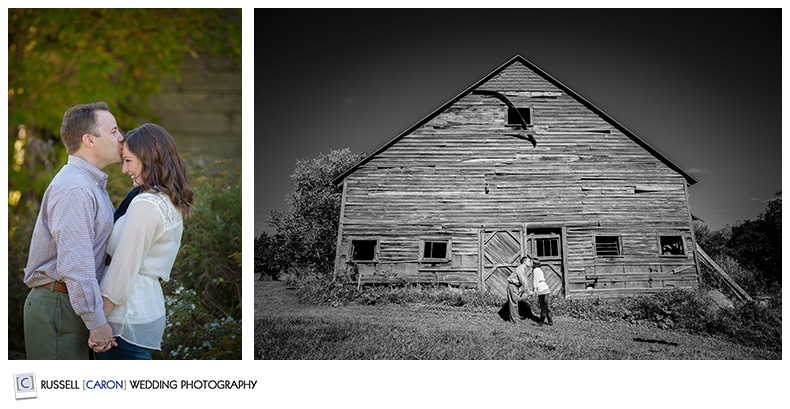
[7,203,40,359]
[260,149,366,274]
[159,281,241,360]
[710,298,782,351]
[553,296,630,322]
[164,159,242,359]
[701,254,767,297]
[693,192,781,287]
[365,284,503,310]
[625,289,717,331]
[555,288,782,353]
[176,159,242,319]
[285,268,360,306]
[287,268,507,311]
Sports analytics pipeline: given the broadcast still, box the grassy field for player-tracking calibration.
[254,279,779,360]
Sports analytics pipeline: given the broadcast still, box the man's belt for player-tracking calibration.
[36,281,68,294]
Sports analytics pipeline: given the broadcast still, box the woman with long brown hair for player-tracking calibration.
[91,123,194,359]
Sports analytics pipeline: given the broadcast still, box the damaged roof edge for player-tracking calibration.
[331,54,698,187]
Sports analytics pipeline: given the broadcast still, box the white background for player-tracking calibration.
[3,3,787,408]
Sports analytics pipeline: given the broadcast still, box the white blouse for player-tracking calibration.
[532,267,551,295]
[101,191,183,350]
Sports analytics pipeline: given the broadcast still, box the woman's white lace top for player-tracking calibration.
[101,191,183,350]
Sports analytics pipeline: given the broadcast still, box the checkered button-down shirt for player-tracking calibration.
[24,155,114,330]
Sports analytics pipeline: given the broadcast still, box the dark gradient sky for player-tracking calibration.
[255,8,781,237]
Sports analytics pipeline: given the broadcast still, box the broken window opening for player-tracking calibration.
[421,240,450,261]
[351,239,378,261]
[659,236,685,256]
[471,89,533,129]
[507,107,533,127]
[595,236,622,257]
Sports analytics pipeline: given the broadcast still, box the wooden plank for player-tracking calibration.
[357,275,477,286]
[696,245,752,302]
[478,228,484,290]
[418,267,478,273]
[684,181,703,288]
[334,180,348,280]
[566,287,680,299]
[669,265,694,274]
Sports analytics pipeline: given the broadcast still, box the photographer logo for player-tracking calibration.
[14,372,37,399]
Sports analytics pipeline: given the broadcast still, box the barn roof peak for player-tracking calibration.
[332,54,697,186]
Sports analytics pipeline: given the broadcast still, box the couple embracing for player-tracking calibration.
[506,254,553,326]
[22,102,194,360]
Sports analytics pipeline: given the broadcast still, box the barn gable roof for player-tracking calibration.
[333,54,697,186]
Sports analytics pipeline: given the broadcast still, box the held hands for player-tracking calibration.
[518,289,530,301]
[88,338,117,353]
[88,323,118,353]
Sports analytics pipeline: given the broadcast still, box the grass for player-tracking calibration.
[255,279,780,360]
[257,316,558,360]
[287,271,782,352]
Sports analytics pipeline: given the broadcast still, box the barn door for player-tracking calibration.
[481,228,523,297]
[524,230,565,296]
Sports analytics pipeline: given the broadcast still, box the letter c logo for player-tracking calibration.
[20,377,30,389]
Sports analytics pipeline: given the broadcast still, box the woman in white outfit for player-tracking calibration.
[92,123,194,359]
[532,258,553,326]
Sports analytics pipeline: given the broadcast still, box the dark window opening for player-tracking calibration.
[595,236,622,256]
[422,241,449,260]
[660,236,685,255]
[351,240,377,261]
[536,238,559,258]
[507,107,532,127]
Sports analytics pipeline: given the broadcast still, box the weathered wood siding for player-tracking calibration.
[335,60,698,297]
[148,52,242,164]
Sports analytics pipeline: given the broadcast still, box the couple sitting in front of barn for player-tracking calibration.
[502,255,553,326]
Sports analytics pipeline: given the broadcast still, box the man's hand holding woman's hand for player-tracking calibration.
[88,323,118,353]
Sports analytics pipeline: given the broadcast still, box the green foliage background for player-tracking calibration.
[8,9,242,359]
[8,9,241,134]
